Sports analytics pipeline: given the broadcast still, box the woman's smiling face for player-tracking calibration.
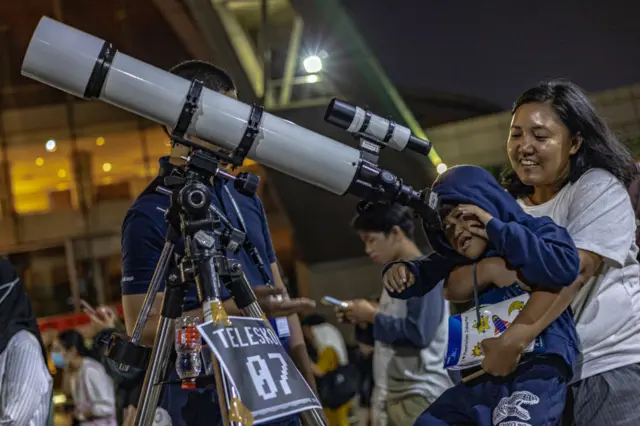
[507,102,580,190]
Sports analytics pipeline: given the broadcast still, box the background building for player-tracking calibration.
[1,0,638,327]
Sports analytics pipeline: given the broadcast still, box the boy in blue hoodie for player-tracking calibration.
[383,165,580,426]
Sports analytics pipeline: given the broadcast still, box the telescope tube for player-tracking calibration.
[22,16,360,195]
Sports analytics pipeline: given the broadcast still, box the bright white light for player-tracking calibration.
[437,163,448,174]
[305,74,319,83]
[303,56,322,73]
[45,139,57,152]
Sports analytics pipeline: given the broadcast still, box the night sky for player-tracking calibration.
[344,0,640,108]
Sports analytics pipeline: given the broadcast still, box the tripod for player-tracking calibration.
[107,149,326,426]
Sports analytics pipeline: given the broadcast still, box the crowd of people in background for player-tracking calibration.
[1,58,640,426]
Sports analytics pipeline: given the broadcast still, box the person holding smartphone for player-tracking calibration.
[335,204,453,426]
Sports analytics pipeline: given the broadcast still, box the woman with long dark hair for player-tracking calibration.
[492,79,640,425]
[52,329,116,426]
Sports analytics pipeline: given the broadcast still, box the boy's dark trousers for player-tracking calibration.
[415,357,568,426]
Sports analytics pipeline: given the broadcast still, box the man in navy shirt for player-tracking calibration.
[120,60,317,426]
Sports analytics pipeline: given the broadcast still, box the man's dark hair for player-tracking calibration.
[168,60,236,93]
[502,79,638,197]
[163,60,236,138]
[351,203,415,240]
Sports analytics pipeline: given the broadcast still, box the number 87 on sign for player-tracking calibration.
[246,353,292,400]
[198,316,321,424]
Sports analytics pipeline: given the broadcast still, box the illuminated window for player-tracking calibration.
[10,132,71,214]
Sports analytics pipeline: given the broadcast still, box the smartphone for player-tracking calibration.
[321,296,349,308]
[80,299,100,318]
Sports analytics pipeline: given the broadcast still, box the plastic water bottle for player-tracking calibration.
[175,316,202,389]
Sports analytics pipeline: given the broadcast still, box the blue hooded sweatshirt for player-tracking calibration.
[387,165,580,375]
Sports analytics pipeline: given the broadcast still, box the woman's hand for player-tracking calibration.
[382,263,415,293]
[481,334,526,377]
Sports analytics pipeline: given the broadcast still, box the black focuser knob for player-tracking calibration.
[235,172,260,196]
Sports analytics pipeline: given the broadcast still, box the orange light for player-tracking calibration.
[35,157,44,166]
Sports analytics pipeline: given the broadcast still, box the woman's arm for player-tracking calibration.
[478,249,602,376]
[498,249,602,348]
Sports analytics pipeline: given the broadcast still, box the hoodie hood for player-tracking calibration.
[426,165,526,260]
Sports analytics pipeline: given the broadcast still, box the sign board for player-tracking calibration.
[198,316,321,424]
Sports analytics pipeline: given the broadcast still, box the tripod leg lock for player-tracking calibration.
[162,270,189,319]
[220,260,256,310]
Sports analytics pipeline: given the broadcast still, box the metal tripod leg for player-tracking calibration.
[134,267,187,426]
[130,240,175,344]
[134,316,174,426]
[220,265,327,426]
[205,306,245,426]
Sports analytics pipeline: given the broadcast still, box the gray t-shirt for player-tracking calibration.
[372,280,453,404]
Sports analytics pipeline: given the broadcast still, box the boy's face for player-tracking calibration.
[442,207,488,260]
[359,229,401,265]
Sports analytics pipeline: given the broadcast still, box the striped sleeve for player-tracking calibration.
[0,331,52,426]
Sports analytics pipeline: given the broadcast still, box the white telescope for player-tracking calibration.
[21,16,439,219]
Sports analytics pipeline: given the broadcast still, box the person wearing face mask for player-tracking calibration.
[0,257,52,426]
[51,329,116,426]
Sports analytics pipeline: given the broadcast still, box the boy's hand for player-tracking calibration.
[456,204,493,225]
[481,334,526,376]
[455,204,493,240]
[383,263,415,292]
